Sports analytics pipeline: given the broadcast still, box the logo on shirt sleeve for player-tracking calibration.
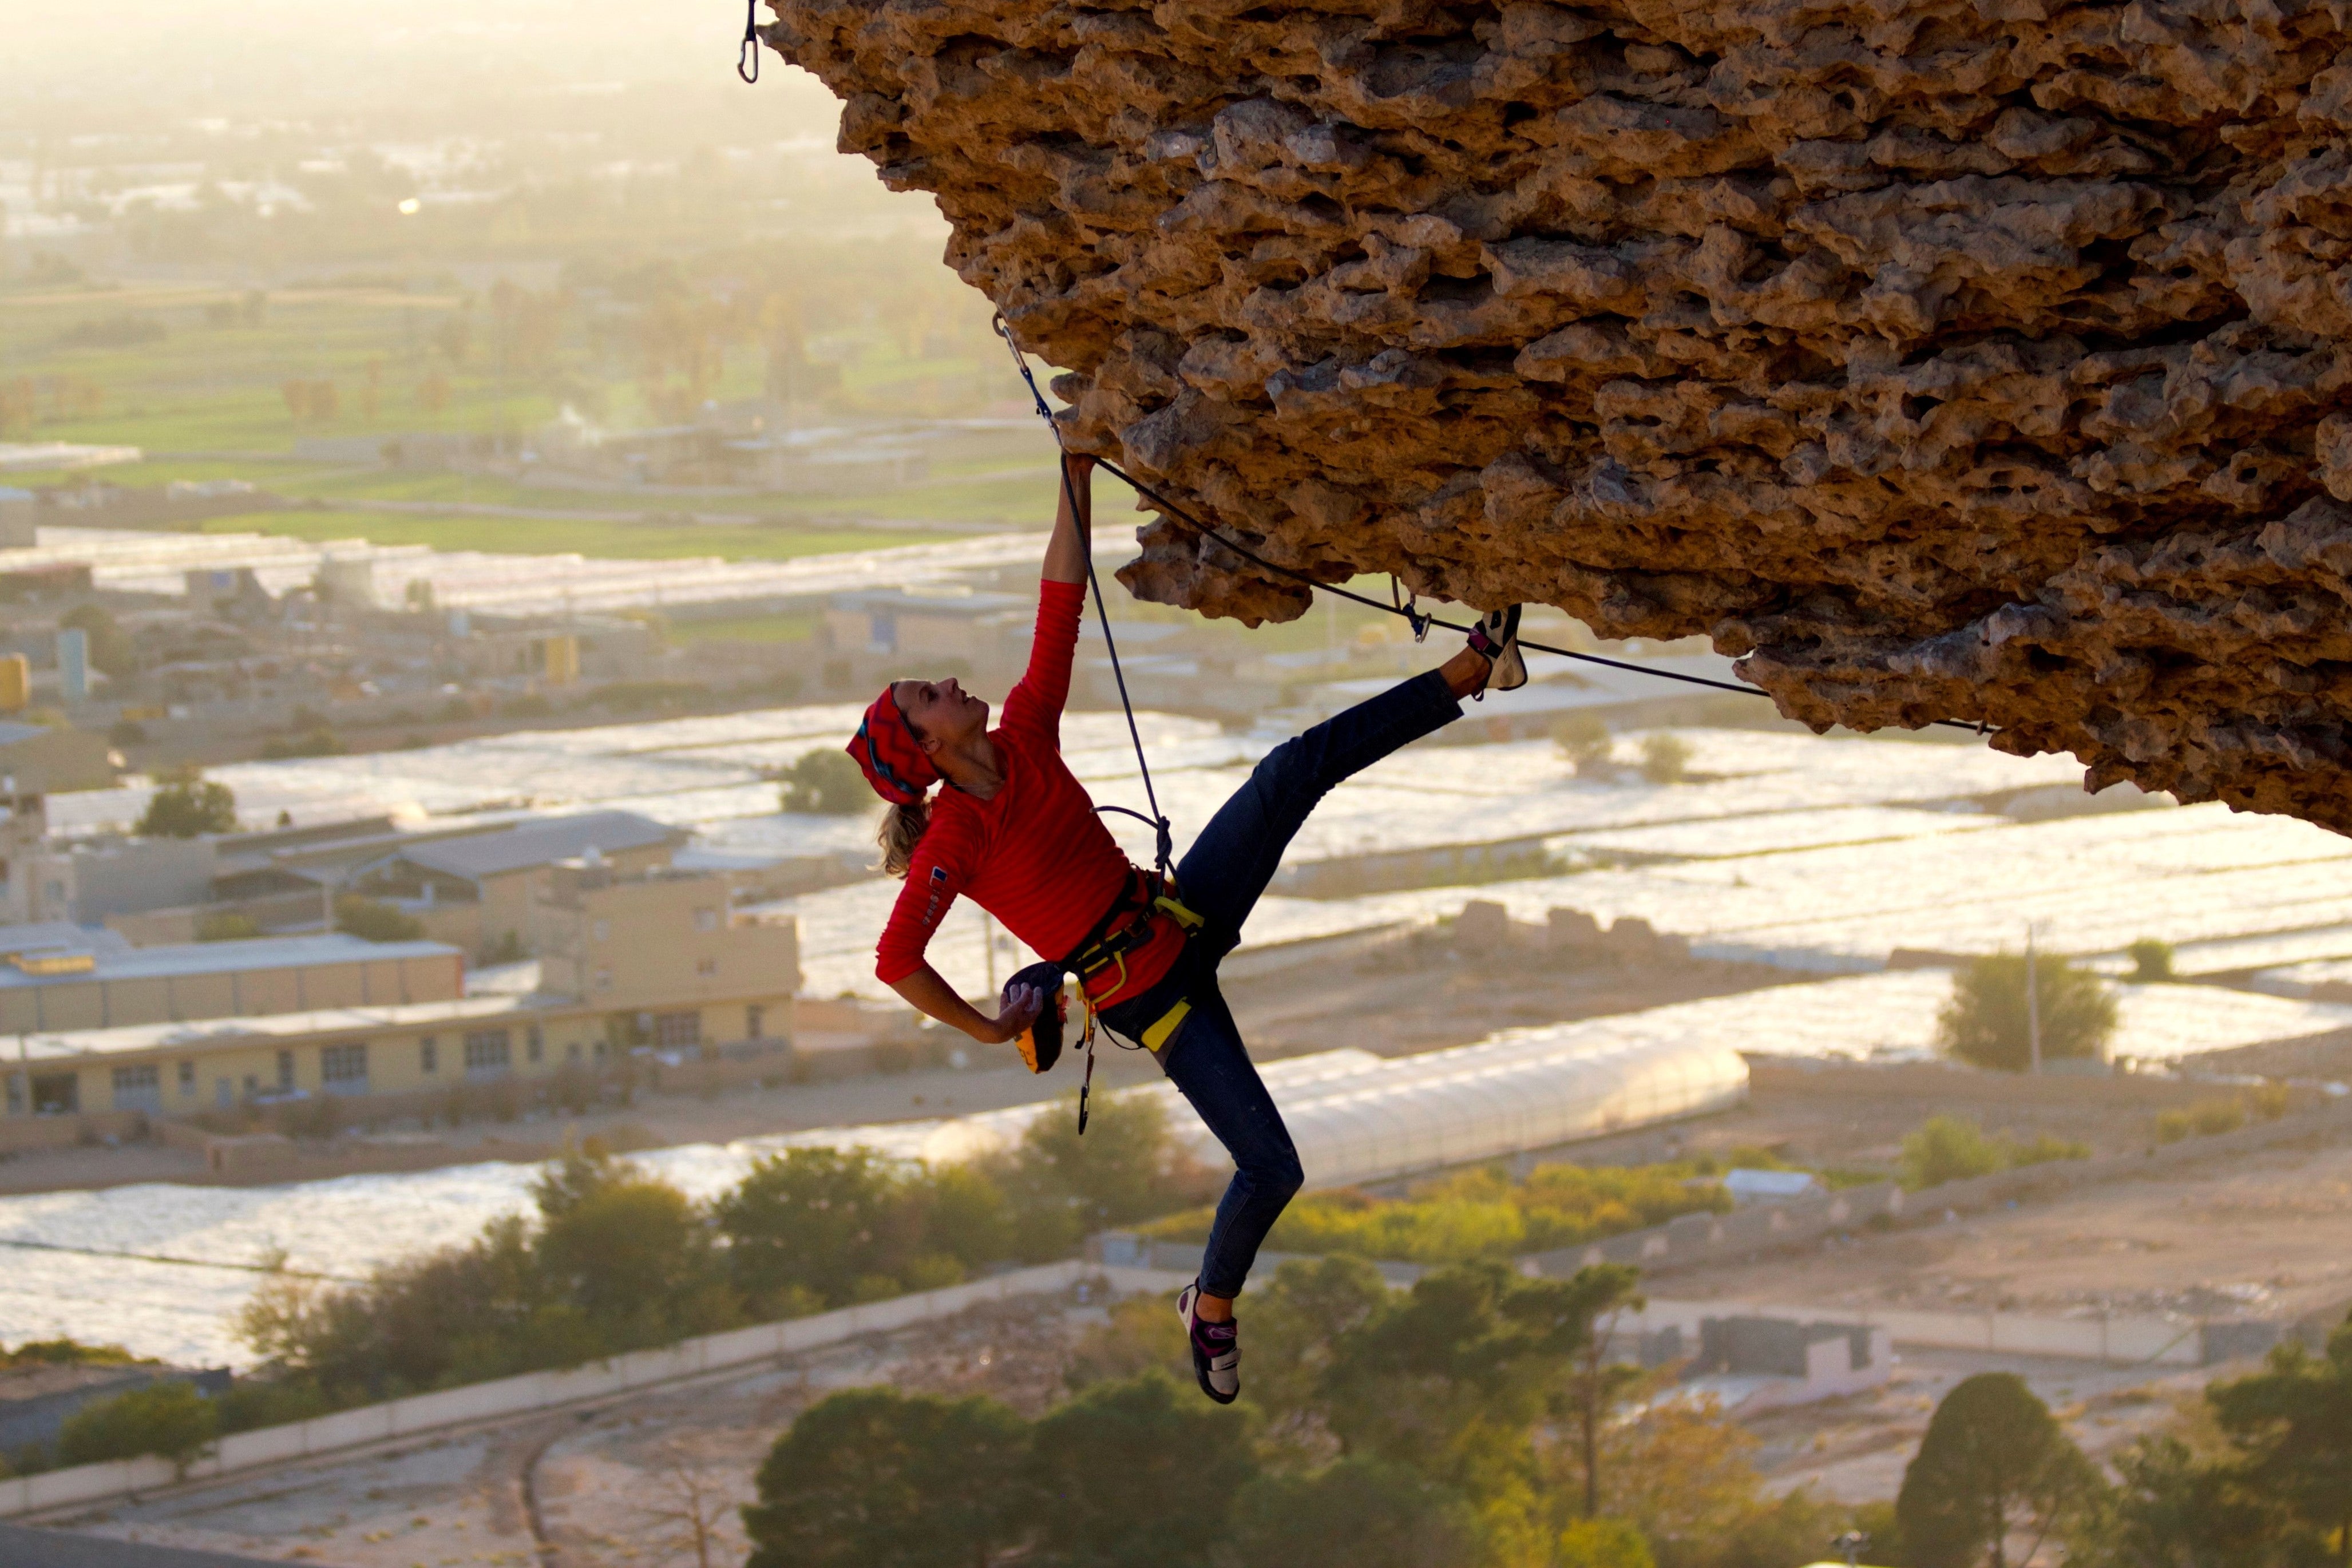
[921,864,949,926]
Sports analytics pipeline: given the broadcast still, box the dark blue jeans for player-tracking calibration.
[1098,669,1462,1298]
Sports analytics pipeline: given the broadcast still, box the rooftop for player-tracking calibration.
[394,810,682,881]
[13,992,534,1061]
[0,933,460,992]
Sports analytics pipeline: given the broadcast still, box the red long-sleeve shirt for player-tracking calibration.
[873,578,1183,1008]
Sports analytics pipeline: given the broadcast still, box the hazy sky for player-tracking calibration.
[10,0,847,138]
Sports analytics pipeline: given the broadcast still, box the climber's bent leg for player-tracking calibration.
[1157,983,1302,1300]
[1177,667,1462,948]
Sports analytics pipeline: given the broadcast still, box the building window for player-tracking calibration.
[592,918,610,943]
[177,1060,196,1095]
[746,1004,764,1040]
[464,1029,512,1078]
[696,957,718,978]
[420,1037,438,1074]
[526,1025,544,1064]
[111,1064,162,1114]
[694,908,719,932]
[564,1042,583,1064]
[321,1043,369,1091]
[32,1072,79,1115]
[594,967,613,991]
[215,1078,232,1109]
[276,1050,295,1092]
[654,1011,701,1051]
[5,1074,19,1116]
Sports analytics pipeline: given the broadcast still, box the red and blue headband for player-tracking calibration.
[847,686,940,806]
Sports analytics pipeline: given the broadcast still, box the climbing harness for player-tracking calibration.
[735,0,761,82]
[989,314,1997,737]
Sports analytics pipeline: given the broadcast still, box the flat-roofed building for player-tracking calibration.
[346,810,687,961]
[0,930,464,1034]
[2,918,798,1118]
[536,861,798,1020]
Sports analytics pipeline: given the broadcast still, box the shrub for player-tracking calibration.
[1937,952,2118,1071]
[1553,713,1615,775]
[334,894,424,943]
[2125,937,2176,983]
[262,728,346,759]
[1558,1517,1657,1568]
[1143,1158,1733,1265]
[2157,1095,2258,1144]
[1899,1115,2088,1190]
[137,772,236,838]
[57,1380,217,1476]
[1638,732,1693,785]
[195,911,263,942]
[778,747,872,815]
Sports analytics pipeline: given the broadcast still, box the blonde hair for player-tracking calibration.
[877,796,930,878]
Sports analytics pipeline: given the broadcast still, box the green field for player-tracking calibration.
[197,509,968,561]
[4,279,1067,557]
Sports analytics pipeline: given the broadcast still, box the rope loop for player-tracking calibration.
[736,0,761,82]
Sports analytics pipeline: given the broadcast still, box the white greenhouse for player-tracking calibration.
[902,1025,1748,1190]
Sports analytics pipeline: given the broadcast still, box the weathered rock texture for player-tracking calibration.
[765,0,2352,831]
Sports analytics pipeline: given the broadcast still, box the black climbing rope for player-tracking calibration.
[994,315,1179,879]
[990,316,1995,738]
[737,0,762,82]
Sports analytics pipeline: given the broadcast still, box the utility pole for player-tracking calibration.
[981,909,998,995]
[2025,921,2043,1076]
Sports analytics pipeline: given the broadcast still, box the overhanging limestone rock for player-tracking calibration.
[764,0,2352,831]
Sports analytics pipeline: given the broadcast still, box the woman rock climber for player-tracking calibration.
[846,452,1526,1403]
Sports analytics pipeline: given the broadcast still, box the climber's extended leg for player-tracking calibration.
[1175,627,1511,948]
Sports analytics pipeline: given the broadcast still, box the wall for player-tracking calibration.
[3,1260,1177,1522]
[11,989,798,1119]
[537,872,799,1011]
[0,951,464,1034]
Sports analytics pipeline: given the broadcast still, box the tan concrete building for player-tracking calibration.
[535,861,798,1031]
[0,927,463,1034]
[1,874,799,1119]
[346,810,686,962]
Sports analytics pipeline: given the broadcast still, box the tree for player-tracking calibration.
[713,1146,940,1313]
[2125,939,2176,983]
[1225,1456,1480,1568]
[137,771,237,837]
[1896,1372,2105,1568]
[2076,1431,2282,1568]
[743,1387,1035,1568]
[1320,1259,1610,1542]
[531,1151,734,1348]
[1589,1390,1852,1568]
[1241,1254,1391,1458]
[334,894,423,943]
[1558,1263,1645,1517]
[992,1089,1210,1256]
[779,748,872,814]
[1027,1371,1253,1568]
[57,1379,217,1476]
[1938,953,2117,1072]
[2206,1319,2352,1565]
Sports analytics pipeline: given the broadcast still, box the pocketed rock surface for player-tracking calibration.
[766,0,2352,831]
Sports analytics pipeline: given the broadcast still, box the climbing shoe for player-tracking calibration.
[1467,605,1527,695]
[1177,1280,1241,1404]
